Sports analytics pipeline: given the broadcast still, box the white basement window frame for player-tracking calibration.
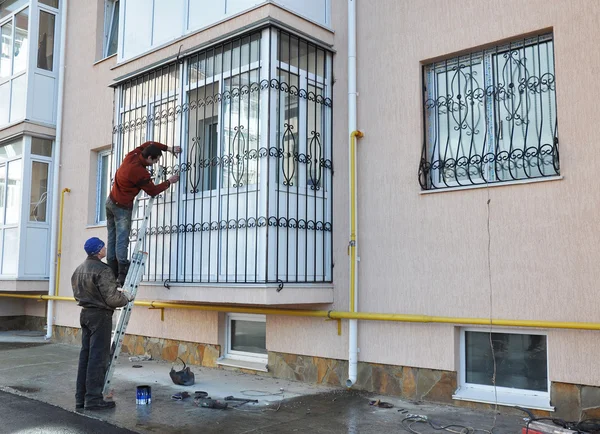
[453,327,553,411]
[218,313,267,371]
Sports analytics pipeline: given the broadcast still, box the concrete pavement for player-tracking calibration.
[0,331,527,433]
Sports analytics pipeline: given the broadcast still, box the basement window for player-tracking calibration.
[218,313,267,372]
[453,328,553,411]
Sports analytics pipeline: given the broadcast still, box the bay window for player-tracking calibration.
[112,27,333,286]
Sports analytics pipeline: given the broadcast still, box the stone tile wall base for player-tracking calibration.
[0,315,46,331]
[52,325,221,368]
[47,330,600,418]
[269,352,600,419]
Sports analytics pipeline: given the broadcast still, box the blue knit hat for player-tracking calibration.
[84,237,105,256]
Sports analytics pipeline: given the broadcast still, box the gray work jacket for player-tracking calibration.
[71,256,128,310]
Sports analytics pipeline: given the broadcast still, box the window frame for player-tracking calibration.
[95,148,112,224]
[103,0,119,58]
[224,313,267,364]
[36,6,56,72]
[454,327,552,411]
[421,34,558,191]
[0,2,29,126]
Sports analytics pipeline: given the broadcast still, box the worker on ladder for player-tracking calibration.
[105,141,181,286]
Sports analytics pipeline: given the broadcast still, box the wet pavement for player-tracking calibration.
[1,389,135,433]
[0,331,527,433]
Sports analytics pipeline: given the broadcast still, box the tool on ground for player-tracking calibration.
[102,167,165,396]
[171,392,191,400]
[224,396,259,403]
[194,397,228,410]
[170,357,195,386]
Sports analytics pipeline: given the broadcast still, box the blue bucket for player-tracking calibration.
[136,385,152,405]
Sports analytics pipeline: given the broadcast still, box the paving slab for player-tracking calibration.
[0,331,529,433]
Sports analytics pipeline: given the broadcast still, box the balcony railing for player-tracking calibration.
[111,27,333,286]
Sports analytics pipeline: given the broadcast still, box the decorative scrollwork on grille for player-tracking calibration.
[281,123,296,186]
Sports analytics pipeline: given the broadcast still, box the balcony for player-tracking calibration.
[110,27,334,304]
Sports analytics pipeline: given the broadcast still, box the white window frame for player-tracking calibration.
[424,34,556,190]
[0,2,29,125]
[95,148,112,224]
[103,0,118,58]
[36,4,58,73]
[28,140,52,224]
[453,327,553,411]
[224,313,267,364]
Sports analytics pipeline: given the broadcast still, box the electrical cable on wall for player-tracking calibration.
[486,184,499,433]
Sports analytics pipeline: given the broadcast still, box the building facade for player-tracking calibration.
[2,0,600,418]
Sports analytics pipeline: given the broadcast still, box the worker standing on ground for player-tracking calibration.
[106,141,181,285]
[72,237,133,411]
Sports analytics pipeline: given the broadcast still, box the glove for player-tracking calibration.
[121,289,134,302]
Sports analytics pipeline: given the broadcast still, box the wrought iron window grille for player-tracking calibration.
[111,27,333,285]
[419,33,559,190]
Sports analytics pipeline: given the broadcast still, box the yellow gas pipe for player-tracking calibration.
[2,293,600,331]
[55,188,71,297]
[349,130,363,313]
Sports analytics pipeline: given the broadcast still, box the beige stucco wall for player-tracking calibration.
[349,0,600,379]
[54,0,600,387]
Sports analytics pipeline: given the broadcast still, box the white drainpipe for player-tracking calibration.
[346,0,359,387]
[46,0,68,340]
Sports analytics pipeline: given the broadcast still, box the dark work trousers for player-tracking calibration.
[75,308,113,406]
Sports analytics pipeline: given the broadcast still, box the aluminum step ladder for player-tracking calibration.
[102,168,164,396]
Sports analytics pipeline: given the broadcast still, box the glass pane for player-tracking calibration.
[98,153,111,222]
[106,0,119,57]
[9,72,26,122]
[0,164,6,223]
[12,7,28,74]
[31,137,52,156]
[1,21,13,78]
[0,81,9,124]
[3,228,18,274]
[37,11,55,71]
[5,159,22,224]
[221,70,259,188]
[187,83,219,192]
[30,161,48,222]
[277,70,299,187]
[465,331,547,392]
[0,0,27,20]
[0,140,23,160]
[230,319,266,354]
[39,0,59,8]
[307,83,323,189]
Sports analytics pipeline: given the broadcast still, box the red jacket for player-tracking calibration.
[109,141,171,209]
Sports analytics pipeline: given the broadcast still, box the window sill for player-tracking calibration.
[453,386,554,412]
[86,223,107,229]
[420,175,563,195]
[217,356,268,372]
[93,53,117,67]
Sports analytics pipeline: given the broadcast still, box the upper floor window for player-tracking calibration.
[419,33,559,190]
[1,2,28,79]
[118,0,330,62]
[103,0,118,58]
[95,148,112,224]
[0,0,28,125]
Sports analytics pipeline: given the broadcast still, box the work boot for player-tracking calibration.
[107,259,119,280]
[117,261,130,287]
[85,400,116,411]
